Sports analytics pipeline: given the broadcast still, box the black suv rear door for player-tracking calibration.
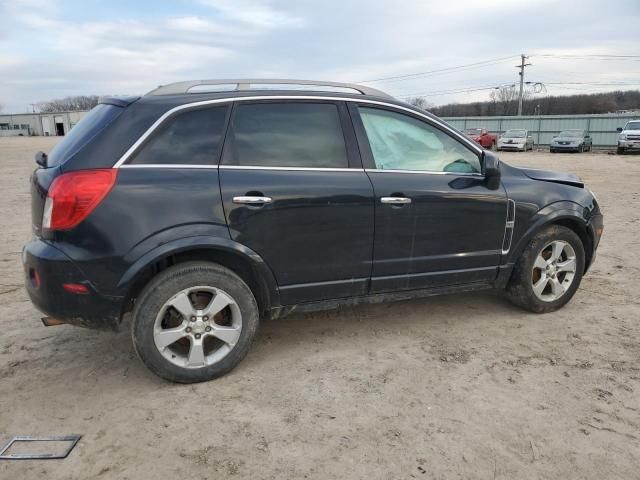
[350,103,508,292]
[219,100,374,305]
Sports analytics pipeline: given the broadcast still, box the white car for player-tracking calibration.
[617,120,640,154]
[497,129,534,152]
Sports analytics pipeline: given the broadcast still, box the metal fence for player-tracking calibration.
[441,113,640,146]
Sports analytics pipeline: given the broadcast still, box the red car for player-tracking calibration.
[464,128,497,149]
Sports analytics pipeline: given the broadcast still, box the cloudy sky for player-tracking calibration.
[1,0,639,112]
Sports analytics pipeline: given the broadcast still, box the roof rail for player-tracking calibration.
[146,79,392,99]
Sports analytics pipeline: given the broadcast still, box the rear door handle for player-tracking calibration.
[380,196,411,205]
[232,196,273,205]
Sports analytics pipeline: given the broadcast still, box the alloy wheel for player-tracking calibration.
[153,286,242,368]
[531,240,577,302]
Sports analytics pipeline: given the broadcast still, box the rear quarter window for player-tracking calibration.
[128,106,229,165]
[46,104,122,167]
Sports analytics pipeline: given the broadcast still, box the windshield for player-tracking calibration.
[464,128,483,135]
[503,129,526,138]
[46,104,122,167]
[558,130,583,137]
[625,121,640,131]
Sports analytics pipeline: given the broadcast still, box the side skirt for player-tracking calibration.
[269,281,496,319]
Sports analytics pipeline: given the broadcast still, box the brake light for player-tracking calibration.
[43,169,118,231]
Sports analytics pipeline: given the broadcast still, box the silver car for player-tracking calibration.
[497,129,534,151]
[550,129,592,153]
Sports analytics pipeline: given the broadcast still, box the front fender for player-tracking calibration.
[505,200,592,266]
[115,234,280,307]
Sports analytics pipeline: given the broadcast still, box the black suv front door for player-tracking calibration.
[350,104,508,292]
[219,100,374,305]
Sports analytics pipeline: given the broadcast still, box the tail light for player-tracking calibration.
[43,169,118,231]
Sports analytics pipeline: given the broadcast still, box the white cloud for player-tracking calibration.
[197,0,304,28]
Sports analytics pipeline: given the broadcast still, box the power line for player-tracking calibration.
[398,83,512,99]
[358,55,519,84]
[534,53,640,59]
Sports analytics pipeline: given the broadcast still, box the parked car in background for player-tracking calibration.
[616,120,640,154]
[497,129,534,151]
[550,129,592,153]
[464,127,497,149]
[23,79,603,383]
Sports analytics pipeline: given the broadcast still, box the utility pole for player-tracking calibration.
[516,53,531,116]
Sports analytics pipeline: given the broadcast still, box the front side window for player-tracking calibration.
[129,106,228,165]
[359,107,481,174]
[222,102,348,168]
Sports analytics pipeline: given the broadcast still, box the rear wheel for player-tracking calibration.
[131,262,259,383]
[506,225,585,313]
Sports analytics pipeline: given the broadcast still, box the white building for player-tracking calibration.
[0,111,88,137]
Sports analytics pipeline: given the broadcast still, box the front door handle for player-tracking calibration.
[380,196,411,205]
[232,196,273,205]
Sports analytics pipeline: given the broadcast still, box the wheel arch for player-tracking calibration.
[117,236,280,319]
[507,202,594,273]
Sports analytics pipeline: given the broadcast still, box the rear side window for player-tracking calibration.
[222,103,348,168]
[47,104,122,167]
[129,106,228,165]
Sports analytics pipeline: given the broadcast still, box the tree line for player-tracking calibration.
[408,88,640,117]
[37,95,100,113]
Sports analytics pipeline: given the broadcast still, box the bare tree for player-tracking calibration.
[38,95,100,113]
[406,96,434,111]
[489,86,521,116]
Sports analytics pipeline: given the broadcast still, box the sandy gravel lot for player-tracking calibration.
[0,137,638,479]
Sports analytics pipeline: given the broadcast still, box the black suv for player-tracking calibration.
[24,79,603,383]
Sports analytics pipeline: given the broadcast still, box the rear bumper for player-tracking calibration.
[22,239,123,330]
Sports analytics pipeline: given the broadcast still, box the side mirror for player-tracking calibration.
[617,127,623,132]
[483,151,501,190]
[35,151,48,168]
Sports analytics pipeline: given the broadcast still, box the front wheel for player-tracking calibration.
[506,225,585,313]
[131,262,259,383]
[617,146,625,155]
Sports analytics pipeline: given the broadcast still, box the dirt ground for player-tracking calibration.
[0,136,638,479]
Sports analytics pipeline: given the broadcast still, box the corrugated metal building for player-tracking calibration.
[0,111,88,137]
[442,113,640,147]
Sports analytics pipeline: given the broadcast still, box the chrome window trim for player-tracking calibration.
[113,95,482,168]
[119,164,219,169]
[365,168,483,177]
[220,165,362,172]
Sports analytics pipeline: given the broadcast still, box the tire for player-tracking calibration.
[550,148,555,153]
[506,225,585,313]
[131,262,259,383]
[578,145,584,153]
[617,146,625,155]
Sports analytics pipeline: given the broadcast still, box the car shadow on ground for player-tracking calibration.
[13,289,523,389]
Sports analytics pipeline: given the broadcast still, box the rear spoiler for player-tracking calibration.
[98,96,140,108]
